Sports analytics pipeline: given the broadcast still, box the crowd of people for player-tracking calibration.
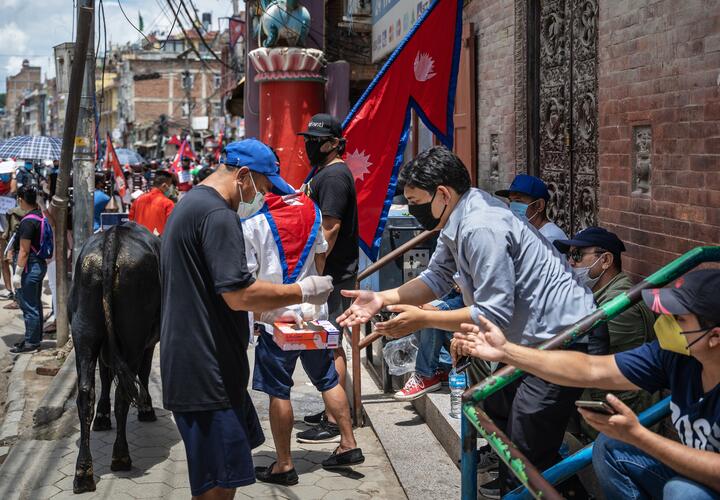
[2,111,717,499]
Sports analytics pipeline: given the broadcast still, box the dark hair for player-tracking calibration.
[153,170,173,187]
[17,185,38,206]
[196,167,213,183]
[95,173,106,188]
[399,146,471,195]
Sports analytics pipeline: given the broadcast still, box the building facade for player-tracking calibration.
[459,0,720,279]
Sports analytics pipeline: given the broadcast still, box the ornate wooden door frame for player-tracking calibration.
[515,0,599,235]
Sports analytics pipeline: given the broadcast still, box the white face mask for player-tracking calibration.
[237,174,265,219]
[572,255,606,290]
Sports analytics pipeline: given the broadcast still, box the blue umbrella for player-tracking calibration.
[0,135,62,160]
[114,148,145,165]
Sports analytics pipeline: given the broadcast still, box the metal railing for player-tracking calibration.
[460,246,720,499]
[347,229,438,425]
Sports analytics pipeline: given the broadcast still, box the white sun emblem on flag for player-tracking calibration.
[414,52,437,82]
[346,149,373,181]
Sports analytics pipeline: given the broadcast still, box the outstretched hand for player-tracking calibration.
[452,316,509,363]
[374,304,428,339]
[336,289,384,327]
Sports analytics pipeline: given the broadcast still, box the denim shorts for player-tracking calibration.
[252,330,338,400]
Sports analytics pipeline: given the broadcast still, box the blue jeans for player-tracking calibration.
[593,434,720,500]
[16,257,47,346]
[414,291,464,378]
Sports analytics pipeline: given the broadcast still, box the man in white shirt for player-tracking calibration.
[242,192,364,486]
[495,174,567,243]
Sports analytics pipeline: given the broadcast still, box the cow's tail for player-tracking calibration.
[102,227,146,406]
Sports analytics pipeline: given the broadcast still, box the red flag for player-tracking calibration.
[229,17,245,48]
[262,193,320,284]
[170,139,197,173]
[215,131,224,162]
[341,0,462,260]
[105,134,127,198]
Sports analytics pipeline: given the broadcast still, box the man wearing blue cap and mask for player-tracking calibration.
[453,269,720,499]
[496,174,567,243]
[555,226,656,417]
[160,139,334,499]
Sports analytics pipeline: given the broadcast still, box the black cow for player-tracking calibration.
[69,222,161,494]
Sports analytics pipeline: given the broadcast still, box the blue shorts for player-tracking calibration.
[252,330,338,400]
[174,402,265,496]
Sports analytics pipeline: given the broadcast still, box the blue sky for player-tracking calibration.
[0,0,243,92]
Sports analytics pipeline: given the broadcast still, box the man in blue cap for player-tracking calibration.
[453,269,720,499]
[555,226,656,417]
[496,174,567,243]
[160,138,335,499]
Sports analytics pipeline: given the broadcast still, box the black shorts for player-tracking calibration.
[173,402,265,496]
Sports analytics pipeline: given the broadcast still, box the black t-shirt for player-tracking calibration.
[160,186,256,412]
[306,161,359,282]
[14,209,42,253]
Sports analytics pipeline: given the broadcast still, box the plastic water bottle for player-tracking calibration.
[449,368,467,419]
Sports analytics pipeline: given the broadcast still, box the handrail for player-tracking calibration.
[358,229,438,282]
[350,228,438,425]
[504,396,672,500]
[460,245,720,500]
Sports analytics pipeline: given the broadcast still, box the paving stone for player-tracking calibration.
[287,484,329,499]
[323,490,372,500]
[129,469,173,485]
[316,476,364,491]
[27,484,62,498]
[125,482,173,499]
[133,446,168,458]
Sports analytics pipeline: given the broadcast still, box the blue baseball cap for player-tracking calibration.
[221,139,295,196]
[553,226,627,256]
[495,174,550,201]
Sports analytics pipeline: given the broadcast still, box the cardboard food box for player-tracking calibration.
[273,320,340,351]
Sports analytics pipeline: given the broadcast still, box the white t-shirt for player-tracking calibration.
[538,221,568,244]
[241,196,329,329]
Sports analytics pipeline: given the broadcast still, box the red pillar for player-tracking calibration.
[249,48,326,189]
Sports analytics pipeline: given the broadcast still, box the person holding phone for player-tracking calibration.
[453,269,720,499]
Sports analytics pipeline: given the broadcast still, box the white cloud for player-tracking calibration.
[0,0,243,92]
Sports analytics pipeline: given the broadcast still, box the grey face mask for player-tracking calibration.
[572,255,605,290]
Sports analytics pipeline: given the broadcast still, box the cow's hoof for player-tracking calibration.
[137,409,157,422]
[73,474,96,494]
[111,456,132,471]
[92,415,112,431]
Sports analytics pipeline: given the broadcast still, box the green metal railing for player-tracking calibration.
[460,246,720,499]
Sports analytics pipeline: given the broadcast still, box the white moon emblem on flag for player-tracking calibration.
[346,149,373,181]
[414,52,437,82]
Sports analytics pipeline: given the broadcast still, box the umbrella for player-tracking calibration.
[0,135,62,161]
[115,148,145,165]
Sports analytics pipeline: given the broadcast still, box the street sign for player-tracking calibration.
[100,212,129,231]
[371,0,431,62]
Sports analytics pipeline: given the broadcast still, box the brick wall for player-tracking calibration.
[597,1,720,279]
[463,0,516,193]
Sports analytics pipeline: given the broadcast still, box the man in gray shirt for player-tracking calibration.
[338,146,596,496]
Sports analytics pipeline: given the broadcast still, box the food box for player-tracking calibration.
[272,320,340,351]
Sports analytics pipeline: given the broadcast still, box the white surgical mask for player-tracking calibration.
[237,174,265,219]
[572,255,605,290]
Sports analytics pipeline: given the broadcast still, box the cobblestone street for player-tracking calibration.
[0,345,407,500]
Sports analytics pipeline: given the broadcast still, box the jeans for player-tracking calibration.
[414,291,464,378]
[593,434,720,500]
[16,257,47,345]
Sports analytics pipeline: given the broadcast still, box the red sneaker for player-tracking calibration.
[394,372,443,401]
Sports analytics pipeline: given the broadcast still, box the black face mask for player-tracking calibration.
[408,190,447,230]
[305,139,335,167]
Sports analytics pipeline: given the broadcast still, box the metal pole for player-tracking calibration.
[72,0,96,270]
[52,1,94,347]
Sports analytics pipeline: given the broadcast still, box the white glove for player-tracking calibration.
[260,307,303,327]
[12,267,22,291]
[297,275,334,305]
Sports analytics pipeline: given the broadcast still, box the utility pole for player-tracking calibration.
[232,0,239,15]
[53,0,94,348]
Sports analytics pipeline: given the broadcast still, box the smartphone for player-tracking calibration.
[575,400,617,415]
[455,356,472,373]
